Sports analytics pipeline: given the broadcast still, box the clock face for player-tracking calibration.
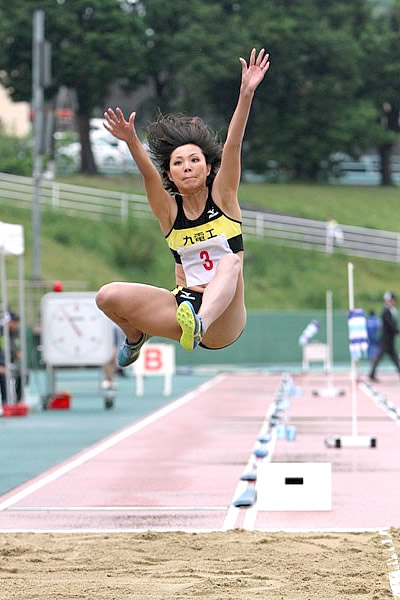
[41,292,114,366]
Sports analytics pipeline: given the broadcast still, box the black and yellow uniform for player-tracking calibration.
[165,189,243,264]
[170,285,243,350]
[168,190,244,348]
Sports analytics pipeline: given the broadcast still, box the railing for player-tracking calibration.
[0,172,151,221]
[2,171,400,263]
[241,210,400,263]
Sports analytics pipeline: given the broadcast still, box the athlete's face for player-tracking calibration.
[168,144,211,191]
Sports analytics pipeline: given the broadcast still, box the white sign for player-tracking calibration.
[257,462,331,511]
[302,343,329,371]
[0,221,24,256]
[133,343,175,396]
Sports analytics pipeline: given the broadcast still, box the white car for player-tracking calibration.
[91,120,144,172]
[90,129,139,173]
[57,141,124,172]
[56,120,140,174]
[57,137,127,173]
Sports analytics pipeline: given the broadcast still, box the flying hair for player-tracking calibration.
[146,112,222,194]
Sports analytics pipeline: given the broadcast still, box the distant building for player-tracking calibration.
[0,85,30,137]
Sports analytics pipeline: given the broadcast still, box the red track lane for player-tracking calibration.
[0,371,399,532]
[250,371,400,531]
[0,373,280,531]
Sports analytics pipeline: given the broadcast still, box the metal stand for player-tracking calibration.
[313,290,345,398]
[44,364,116,410]
[325,263,376,448]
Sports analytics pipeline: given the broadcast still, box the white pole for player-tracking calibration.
[0,252,16,404]
[347,262,358,437]
[18,254,27,403]
[32,10,45,280]
[136,374,144,396]
[326,290,333,379]
[348,263,354,311]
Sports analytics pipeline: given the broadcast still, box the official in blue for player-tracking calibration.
[369,292,400,382]
[96,49,270,366]
[366,310,380,362]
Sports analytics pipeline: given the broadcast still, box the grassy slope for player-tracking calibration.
[240,183,400,231]
[3,175,400,313]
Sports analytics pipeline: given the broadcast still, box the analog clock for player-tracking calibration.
[41,292,115,366]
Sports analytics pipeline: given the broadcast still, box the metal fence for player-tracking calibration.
[0,172,151,221]
[241,209,400,263]
[2,171,400,263]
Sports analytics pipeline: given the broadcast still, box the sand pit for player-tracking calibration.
[0,529,395,599]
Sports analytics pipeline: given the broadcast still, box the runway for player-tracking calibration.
[1,369,400,533]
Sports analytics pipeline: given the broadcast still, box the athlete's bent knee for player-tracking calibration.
[96,282,119,311]
[218,253,241,275]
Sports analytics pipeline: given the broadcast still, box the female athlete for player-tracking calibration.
[96,48,270,366]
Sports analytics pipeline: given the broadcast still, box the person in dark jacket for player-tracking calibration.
[0,312,22,404]
[369,292,400,382]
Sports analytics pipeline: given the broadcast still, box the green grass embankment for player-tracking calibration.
[2,176,400,313]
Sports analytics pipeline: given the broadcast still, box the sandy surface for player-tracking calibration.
[0,530,395,599]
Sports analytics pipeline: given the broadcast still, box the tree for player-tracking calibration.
[234,0,380,180]
[359,0,400,185]
[0,0,146,173]
[134,0,250,124]
[139,0,381,181]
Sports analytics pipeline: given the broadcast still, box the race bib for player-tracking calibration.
[177,234,232,287]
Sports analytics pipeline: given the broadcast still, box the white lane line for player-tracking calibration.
[221,496,241,531]
[0,528,226,534]
[222,388,278,531]
[0,526,387,534]
[0,374,226,512]
[359,381,400,425]
[357,382,400,600]
[6,506,228,512]
[242,432,277,531]
[380,528,400,599]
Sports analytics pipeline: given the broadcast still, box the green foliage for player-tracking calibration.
[0,0,146,104]
[1,0,400,180]
[137,0,400,181]
[0,0,146,173]
[239,0,377,178]
[0,127,32,175]
[357,0,400,182]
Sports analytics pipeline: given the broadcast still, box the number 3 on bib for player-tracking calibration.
[200,249,214,271]
[177,234,231,286]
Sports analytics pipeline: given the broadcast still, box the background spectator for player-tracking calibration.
[0,312,23,404]
[369,292,400,382]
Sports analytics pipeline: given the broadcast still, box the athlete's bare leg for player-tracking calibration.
[199,254,246,348]
[96,253,246,351]
[96,283,181,343]
[199,254,242,328]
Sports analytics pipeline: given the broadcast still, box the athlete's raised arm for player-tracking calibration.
[213,48,270,213]
[103,107,173,230]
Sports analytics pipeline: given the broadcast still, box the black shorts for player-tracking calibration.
[171,286,203,313]
[170,286,243,350]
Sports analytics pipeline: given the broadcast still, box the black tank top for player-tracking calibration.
[165,189,243,264]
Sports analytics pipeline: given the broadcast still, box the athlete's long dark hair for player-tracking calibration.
[147,113,222,194]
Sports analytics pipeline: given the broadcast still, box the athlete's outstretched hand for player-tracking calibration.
[103,107,136,143]
[239,48,270,94]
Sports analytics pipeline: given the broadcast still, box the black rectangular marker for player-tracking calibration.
[285,477,304,485]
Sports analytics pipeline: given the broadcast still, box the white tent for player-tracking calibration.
[0,221,27,408]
